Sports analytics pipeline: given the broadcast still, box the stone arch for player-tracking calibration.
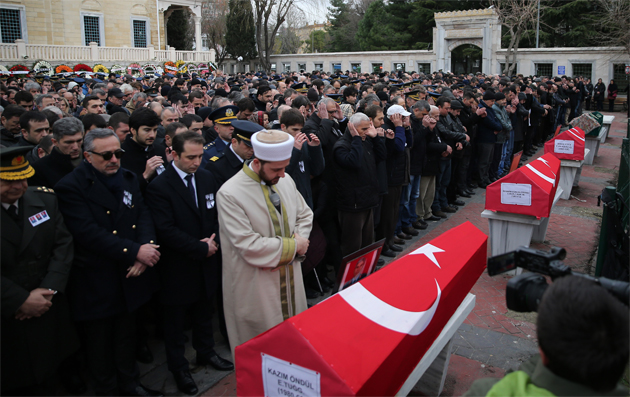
[448,39,483,53]
[81,0,102,11]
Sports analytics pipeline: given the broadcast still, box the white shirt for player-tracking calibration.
[172,161,198,207]
[229,144,244,163]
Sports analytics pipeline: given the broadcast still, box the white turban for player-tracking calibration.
[251,130,294,162]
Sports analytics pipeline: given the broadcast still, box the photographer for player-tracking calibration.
[464,276,629,396]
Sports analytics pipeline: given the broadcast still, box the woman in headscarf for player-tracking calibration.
[607,79,618,112]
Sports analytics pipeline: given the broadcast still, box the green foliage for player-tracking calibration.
[166,9,193,51]
[225,0,257,60]
[326,0,359,52]
[304,30,328,53]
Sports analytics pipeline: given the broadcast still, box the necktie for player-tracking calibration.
[185,174,197,207]
[268,186,281,213]
[7,204,20,227]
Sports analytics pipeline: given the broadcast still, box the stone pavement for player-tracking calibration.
[142,112,626,396]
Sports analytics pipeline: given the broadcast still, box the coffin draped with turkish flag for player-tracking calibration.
[235,222,487,396]
[485,152,561,218]
[543,127,586,161]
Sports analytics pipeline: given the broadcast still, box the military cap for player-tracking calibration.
[427,91,442,98]
[291,82,308,93]
[209,105,239,125]
[145,88,159,97]
[0,146,35,180]
[231,120,263,147]
[405,89,422,100]
[73,77,85,83]
[327,94,342,103]
[197,106,213,121]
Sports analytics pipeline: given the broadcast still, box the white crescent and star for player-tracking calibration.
[338,243,445,336]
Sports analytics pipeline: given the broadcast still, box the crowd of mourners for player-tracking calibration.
[0,67,622,396]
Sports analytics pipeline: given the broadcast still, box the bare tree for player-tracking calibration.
[593,0,630,56]
[275,8,306,54]
[201,0,230,67]
[491,0,541,75]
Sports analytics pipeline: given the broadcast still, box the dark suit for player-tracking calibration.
[204,144,243,187]
[55,162,158,395]
[120,134,167,192]
[29,147,79,188]
[1,187,79,393]
[145,164,220,372]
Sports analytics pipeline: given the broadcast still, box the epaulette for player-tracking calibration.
[35,186,55,194]
[210,156,220,162]
[203,142,216,150]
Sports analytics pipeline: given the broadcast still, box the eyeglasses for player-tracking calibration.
[89,149,125,160]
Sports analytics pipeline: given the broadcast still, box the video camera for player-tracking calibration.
[487,246,629,312]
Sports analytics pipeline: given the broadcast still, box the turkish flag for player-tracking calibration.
[235,222,487,396]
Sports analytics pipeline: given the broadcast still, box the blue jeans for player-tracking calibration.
[432,159,451,212]
[499,130,514,174]
[396,175,422,232]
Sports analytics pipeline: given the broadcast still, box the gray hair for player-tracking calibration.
[52,116,84,141]
[93,88,107,97]
[24,81,41,92]
[363,93,380,104]
[412,100,430,112]
[120,83,133,94]
[93,83,107,90]
[162,107,177,118]
[227,91,244,102]
[211,97,232,110]
[43,105,62,116]
[132,92,147,103]
[84,128,118,152]
[35,94,54,107]
[349,112,369,126]
[317,97,336,107]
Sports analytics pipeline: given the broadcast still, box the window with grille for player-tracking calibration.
[394,63,405,72]
[535,63,553,77]
[613,64,628,86]
[83,15,101,46]
[417,63,431,73]
[314,63,323,71]
[351,63,361,73]
[371,63,383,73]
[297,63,306,72]
[283,63,291,72]
[572,64,592,80]
[332,63,341,71]
[0,8,22,43]
[132,20,147,47]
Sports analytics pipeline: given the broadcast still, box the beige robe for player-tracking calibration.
[217,163,313,357]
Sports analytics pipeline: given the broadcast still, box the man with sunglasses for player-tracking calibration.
[55,128,162,397]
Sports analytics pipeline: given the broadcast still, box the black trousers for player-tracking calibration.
[81,312,139,396]
[338,209,374,257]
[375,185,402,248]
[477,143,494,185]
[163,298,215,372]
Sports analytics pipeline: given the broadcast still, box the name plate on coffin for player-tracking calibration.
[262,353,321,397]
[500,183,532,206]
[554,140,575,154]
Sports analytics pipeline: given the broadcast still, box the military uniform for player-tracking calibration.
[1,147,79,394]
[200,105,239,167]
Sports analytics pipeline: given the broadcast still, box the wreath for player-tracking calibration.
[0,65,8,73]
[55,64,73,74]
[9,64,30,75]
[74,63,93,72]
[93,64,109,74]
[32,60,53,76]
[175,60,186,73]
[142,63,158,76]
[197,63,209,75]
[185,63,197,74]
[208,62,218,72]
[163,61,177,73]
[110,64,125,74]
[127,63,142,77]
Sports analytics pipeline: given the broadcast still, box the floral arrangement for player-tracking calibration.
[93,64,109,74]
[208,61,218,72]
[197,63,209,75]
[163,61,177,73]
[55,64,73,74]
[9,64,29,74]
[73,63,93,72]
[110,64,124,74]
[185,63,197,74]
[142,63,158,75]
[32,60,53,76]
[0,65,8,73]
[127,63,142,77]
[175,60,186,73]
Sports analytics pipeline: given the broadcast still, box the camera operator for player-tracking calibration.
[464,276,629,396]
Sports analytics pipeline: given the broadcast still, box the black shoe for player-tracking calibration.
[433,211,448,218]
[402,227,419,236]
[452,199,465,206]
[305,287,319,299]
[412,220,428,230]
[172,370,198,395]
[457,190,471,198]
[197,353,235,371]
[397,232,412,240]
[381,249,397,257]
[393,236,406,245]
[377,258,385,266]
[122,385,164,396]
[442,206,457,213]
[468,183,478,189]
[424,215,442,221]
[58,367,87,395]
[136,342,154,364]
[466,189,476,195]
[390,244,403,252]
[478,183,488,189]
